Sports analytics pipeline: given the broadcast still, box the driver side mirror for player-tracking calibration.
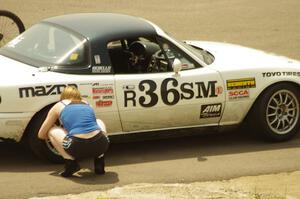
[172,58,182,77]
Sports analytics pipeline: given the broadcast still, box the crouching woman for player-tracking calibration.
[38,86,110,177]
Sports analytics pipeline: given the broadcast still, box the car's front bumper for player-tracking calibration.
[0,112,34,141]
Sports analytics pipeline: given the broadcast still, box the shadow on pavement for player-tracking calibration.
[49,170,119,185]
[1,129,300,172]
[106,129,300,166]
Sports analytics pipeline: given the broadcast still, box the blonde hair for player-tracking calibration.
[60,86,82,102]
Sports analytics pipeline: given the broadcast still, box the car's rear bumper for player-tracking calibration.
[0,112,34,141]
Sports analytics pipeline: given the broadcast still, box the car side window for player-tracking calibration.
[107,36,198,74]
[107,37,168,74]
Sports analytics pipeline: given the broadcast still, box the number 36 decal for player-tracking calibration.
[124,78,221,108]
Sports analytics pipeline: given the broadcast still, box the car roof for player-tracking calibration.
[43,13,157,42]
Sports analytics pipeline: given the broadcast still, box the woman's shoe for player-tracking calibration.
[60,159,80,177]
[94,155,105,175]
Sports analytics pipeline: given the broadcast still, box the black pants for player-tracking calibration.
[63,132,109,160]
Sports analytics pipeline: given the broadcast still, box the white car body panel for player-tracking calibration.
[0,112,34,141]
[187,41,300,125]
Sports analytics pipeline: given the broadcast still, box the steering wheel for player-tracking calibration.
[147,50,175,72]
[127,42,147,73]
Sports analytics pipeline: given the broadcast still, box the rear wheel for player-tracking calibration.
[26,106,63,163]
[252,83,300,141]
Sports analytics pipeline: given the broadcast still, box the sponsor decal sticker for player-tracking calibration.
[94,55,101,65]
[200,103,222,119]
[228,89,249,100]
[262,72,300,77]
[92,66,112,73]
[92,84,114,107]
[226,78,256,90]
[19,84,77,98]
[92,96,101,100]
[70,53,79,61]
[92,95,114,100]
[123,85,136,90]
[92,82,100,86]
[96,100,113,107]
[79,83,92,86]
[216,86,223,95]
[102,95,114,100]
[92,87,113,94]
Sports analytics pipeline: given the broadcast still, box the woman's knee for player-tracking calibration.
[48,126,66,140]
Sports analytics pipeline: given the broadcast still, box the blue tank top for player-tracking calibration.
[60,102,100,136]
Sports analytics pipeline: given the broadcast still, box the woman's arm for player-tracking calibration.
[38,103,60,140]
[96,119,107,134]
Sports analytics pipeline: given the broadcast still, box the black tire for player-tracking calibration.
[251,83,300,141]
[0,10,25,47]
[26,106,63,163]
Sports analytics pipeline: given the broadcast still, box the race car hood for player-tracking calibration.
[187,41,300,70]
[0,55,39,86]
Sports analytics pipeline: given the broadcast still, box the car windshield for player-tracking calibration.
[2,23,88,67]
[182,41,215,65]
[167,34,215,65]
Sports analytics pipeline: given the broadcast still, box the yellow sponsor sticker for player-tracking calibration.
[226,78,256,90]
[70,53,79,61]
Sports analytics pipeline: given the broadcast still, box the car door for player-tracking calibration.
[76,76,123,134]
[115,68,225,132]
[109,37,225,132]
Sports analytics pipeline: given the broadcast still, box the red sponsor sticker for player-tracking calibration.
[216,86,223,95]
[92,88,113,94]
[96,100,112,107]
[92,96,101,100]
[228,89,249,99]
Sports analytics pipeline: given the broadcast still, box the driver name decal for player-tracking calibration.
[124,78,220,107]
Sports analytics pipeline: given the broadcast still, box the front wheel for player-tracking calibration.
[252,83,300,141]
[26,106,63,163]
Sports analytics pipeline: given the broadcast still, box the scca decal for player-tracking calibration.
[124,78,218,107]
[19,84,77,98]
[228,89,249,100]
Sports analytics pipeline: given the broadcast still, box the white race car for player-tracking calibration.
[1,13,300,162]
